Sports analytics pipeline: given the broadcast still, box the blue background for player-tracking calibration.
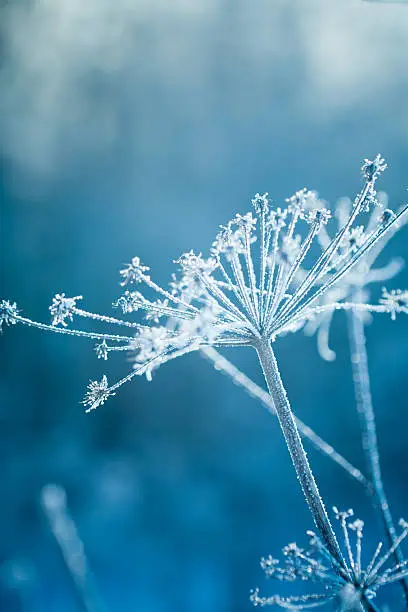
[1,0,408,610]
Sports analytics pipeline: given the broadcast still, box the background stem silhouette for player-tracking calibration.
[348,290,408,603]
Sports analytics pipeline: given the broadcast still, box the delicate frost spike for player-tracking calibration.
[0,299,19,332]
[119,256,150,285]
[82,375,115,412]
[95,340,109,360]
[49,293,82,327]
[380,288,408,320]
[252,508,408,609]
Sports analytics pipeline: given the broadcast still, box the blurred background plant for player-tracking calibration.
[1,0,408,611]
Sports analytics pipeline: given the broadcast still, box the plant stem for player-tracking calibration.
[255,338,344,567]
[42,485,108,612]
[347,295,408,604]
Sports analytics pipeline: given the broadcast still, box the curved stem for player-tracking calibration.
[347,298,408,604]
[255,338,345,568]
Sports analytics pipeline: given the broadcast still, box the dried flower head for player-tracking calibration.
[251,508,408,610]
[2,156,406,410]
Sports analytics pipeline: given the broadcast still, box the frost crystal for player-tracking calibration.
[50,294,83,327]
[0,300,19,332]
[379,288,408,320]
[82,375,115,412]
[119,256,150,286]
[95,340,109,360]
[251,509,408,609]
[362,154,387,182]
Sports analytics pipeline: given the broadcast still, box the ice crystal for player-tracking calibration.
[2,156,407,409]
[251,509,408,610]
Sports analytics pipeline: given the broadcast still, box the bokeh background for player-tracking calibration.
[1,0,408,610]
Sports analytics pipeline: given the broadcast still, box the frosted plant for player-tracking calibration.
[303,196,408,600]
[2,155,408,574]
[251,508,408,611]
[41,484,107,612]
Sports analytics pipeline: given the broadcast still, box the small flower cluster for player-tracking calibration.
[82,375,114,411]
[49,294,83,327]
[0,300,19,332]
[251,508,408,609]
[380,288,408,320]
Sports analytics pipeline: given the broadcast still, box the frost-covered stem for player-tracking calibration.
[258,210,267,321]
[200,347,369,487]
[143,276,198,312]
[72,308,150,329]
[255,337,344,568]
[347,295,408,603]
[243,227,260,323]
[14,315,133,342]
